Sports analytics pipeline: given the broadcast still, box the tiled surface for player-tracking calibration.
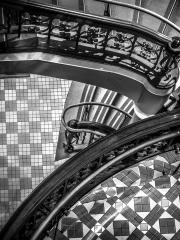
[49,152,180,240]
[0,75,71,229]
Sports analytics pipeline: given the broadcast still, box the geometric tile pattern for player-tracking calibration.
[0,75,71,229]
[48,152,180,240]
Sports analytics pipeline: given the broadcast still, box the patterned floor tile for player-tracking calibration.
[0,75,71,229]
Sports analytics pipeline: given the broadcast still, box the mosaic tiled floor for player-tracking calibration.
[48,152,180,240]
[0,74,71,229]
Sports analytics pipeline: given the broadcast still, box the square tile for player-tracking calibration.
[5,101,17,112]
[161,199,169,208]
[159,218,176,234]
[0,101,5,112]
[140,223,148,231]
[113,220,129,236]
[134,197,150,212]
[17,100,28,111]
[7,134,18,145]
[67,221,84,238]
[155,176,171,189]
[18,122,29,133]
[5,90,16,101]
[0,123,6,134]
[5,112,17,122]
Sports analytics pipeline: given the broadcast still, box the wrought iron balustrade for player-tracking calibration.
[1,109,180,240]
[62,102,131,153]
[0,0,180,89]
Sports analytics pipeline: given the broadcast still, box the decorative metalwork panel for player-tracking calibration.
[0,2,180,89]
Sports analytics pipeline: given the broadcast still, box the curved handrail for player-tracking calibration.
[96,0,180,35]
[0,0,179,90]
[1,108,180,240]
[62,102,132,136]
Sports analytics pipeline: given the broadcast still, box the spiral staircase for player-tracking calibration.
[0,0,180,240]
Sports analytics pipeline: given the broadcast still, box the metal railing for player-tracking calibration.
[96,0,180,35]
[0,0,180,89]
[1,108,180,240]
[62,102,132,152]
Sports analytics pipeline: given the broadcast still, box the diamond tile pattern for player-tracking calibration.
[48,152,180,240]
[0,75,71,229]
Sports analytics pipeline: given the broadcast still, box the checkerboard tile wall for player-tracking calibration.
[0,75,71,229]
[49,152,180,240]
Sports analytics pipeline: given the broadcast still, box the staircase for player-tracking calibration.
[0,1,180,240]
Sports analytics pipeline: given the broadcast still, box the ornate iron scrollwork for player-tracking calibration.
[0,1,180,89]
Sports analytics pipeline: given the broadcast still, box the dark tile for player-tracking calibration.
[134,197,150,212]
[154,160,171,175]
[30,143,42,155]
[4,79,16,90]
[8,189,21,201]
[67,222,83,238]
[171,229,180,240]
[165,181,180,202]
[31,166,43,178]
[61,217,78,232]
[0,178,8,190]
[0,90,5,100]
[146,227,167,240]
[101,179,116,188]
[116,170,139,187]
[41,132,53,143]
[19,178,32,190]
[127,228,144,240]
[6,122,18,133]
[113,220,129,236]
[7,166,20,178]
[107,196,118,206]
[16,89,28,100]
[5,101,17,111]
[73,205,96,229]
[90,202,105,215]
[19,155,31,166]
[40,110,52,121]
[0,112,6,122]
[0,202,9,213]
[17,111,29,122]
[7,144,19,156]
[29,122,41,133]
[100,229,117,240]
[145,204,164,226]
[120,186,140,204]
[0,134,7,144]
[142,183,163,203]
[155,176,171,189]
[18,133,30,144]
[0,156,8,167]
[121,206,142,227]
[139,166,154,183]
[167,203,180,221]
[42,154,54,165]
[28,100,40,110]
[159,218,176,234]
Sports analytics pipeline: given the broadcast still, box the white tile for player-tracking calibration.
[0,101,5,112]
[7,133,18,144]
[5,90,16,100]
[0,145,7,156]
[0,123,6,133]
[6,112,17,122]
